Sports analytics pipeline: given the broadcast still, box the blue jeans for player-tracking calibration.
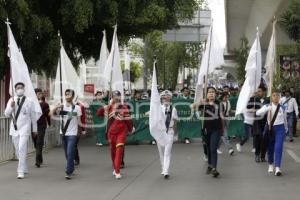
[268,124,285,167]
[62,136,77,175]
[206,130,221,168]
[287,112,295,139]
[218,120,233,150]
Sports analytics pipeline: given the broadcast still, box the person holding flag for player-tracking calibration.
[96,90,134,180]
[192,87,224,178]
[4,82,38,179]
[50,89,82,180]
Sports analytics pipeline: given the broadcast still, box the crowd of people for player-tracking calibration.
[3,81,299,180]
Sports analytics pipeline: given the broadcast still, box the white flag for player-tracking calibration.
[195,22,224,102]
[235,29,262,115]
[124,48,131,92]
[7,23,42,121]
[53,43,81,103]
[103,25,124,101]
[96,30,109,90]
[149,65,168,146]
[263,20,276,97]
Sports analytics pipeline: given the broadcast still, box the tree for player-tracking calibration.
[0,0,199,78]
[121,61,142,83]
[279,0,300,56]
[129,31,202,89]
[233,37,249,84]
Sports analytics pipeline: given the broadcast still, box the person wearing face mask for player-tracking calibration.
[50,89,82,180]
[192,87,224,178]
[96,90,134,180]
[33,88,51,168]
[157,90,178,179]
[4,82,38,179]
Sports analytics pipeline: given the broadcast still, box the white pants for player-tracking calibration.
[12,135,29,173]
[157,134,174,175]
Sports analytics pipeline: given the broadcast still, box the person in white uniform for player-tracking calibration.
[158,90,178,179]
[280,90,299,142]
[4,82,38,179]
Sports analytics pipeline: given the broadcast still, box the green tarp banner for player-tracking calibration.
[90,99,245,144]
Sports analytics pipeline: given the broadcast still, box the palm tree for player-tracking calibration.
[279,0,300,54]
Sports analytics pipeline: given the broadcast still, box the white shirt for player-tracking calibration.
[243,109,255,125]
[222,100,231,117]
[4,96,37,136]
[280,96,299,116]
[58,104,82,136]
[161,104,178,134]
[256,103,287,129]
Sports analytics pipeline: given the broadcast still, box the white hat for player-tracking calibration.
[160,90,173,98]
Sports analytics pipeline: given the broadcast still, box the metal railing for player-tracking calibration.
[0,116,60,163]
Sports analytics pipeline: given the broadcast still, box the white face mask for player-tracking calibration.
[16,89,25,97]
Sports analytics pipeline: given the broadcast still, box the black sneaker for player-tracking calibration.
[35,163,41,168]
[206,166,213,174]
[260,158,266,162]
[211,169,220,178]
[164,174,170,179]
[290,139,294,142]
[65,174,72,180]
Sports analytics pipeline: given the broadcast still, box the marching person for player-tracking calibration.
[179,87,192,144]
[256,90,288,176]
[158,90,178,179]
[50,89,82,180]
[33,88,51,168]
[280,90,299,142]
[192,87,224,178]
[74,100,86,166]
[96,90,134,180]
[4,82,38,179]
[218,92,234,155]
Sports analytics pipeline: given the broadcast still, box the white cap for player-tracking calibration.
[160,90,173,98]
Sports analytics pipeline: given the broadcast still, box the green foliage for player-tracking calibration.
[121,61,142,82]
[233,37,249,84]
[0,0,198,78]
[129,31,202,89]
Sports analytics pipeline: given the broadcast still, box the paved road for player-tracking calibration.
[0,136,300,200]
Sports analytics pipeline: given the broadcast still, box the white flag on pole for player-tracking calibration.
[263,20,277,96]
[149,64,168,146]
[235,29,262,115]
[53,44,81,103]
[194,22,224,102]
[96,30,109,90]
[7,23,42,121]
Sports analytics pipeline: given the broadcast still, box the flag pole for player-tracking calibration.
[58,30,63,105]
[5,18,16,125]
[202,21,213,129]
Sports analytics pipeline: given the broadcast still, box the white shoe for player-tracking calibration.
[268,165,274,173]
[275,167,282,176]
[217,149,223,154]
[203,155,208,162]
[151,140,156,145]
[115,173,122,180]
[185,139,191,144]
[229,149,234,156]
[236,144,242,152]
[251,148,256,153]
[96,143,103,146]
[17,173,24,179]
[113,170,116,176]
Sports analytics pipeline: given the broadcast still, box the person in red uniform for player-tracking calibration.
[96,90,134,179]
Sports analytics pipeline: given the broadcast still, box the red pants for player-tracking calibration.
[108,133,126,174]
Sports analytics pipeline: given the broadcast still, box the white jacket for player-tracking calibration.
[4,96,37,136]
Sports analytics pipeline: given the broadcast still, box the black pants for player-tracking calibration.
[74,136,80,163]
[204,130,221,168]
[33,125,46,165]
[293,112,297,136]
[254,133,268,159]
